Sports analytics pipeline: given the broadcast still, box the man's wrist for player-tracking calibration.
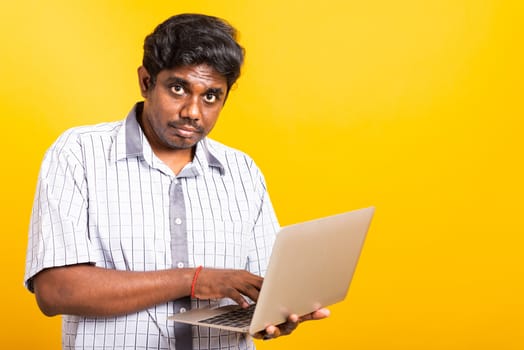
[191,266,203,298]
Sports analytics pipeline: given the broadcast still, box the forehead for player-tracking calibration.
[158,64,227,88]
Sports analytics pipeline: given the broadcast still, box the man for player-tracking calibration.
[24,13,328,350]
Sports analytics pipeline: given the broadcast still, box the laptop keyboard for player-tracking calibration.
[200,304,256,328]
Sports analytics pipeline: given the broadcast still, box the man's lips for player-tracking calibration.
[168,122,203,138]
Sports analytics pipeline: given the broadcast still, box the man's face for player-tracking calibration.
[138,64,228,152]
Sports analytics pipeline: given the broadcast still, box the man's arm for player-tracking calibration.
[33,264,263,317]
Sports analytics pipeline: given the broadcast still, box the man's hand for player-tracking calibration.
[254,308,331,340]
[192,268,263,308]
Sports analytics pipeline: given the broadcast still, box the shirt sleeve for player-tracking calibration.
[24,129,100,292]
[246,165,280,277]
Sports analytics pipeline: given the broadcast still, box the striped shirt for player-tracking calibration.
[24,103,279,349]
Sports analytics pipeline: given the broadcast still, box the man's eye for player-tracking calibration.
[171,85,184,95]
[204,93,217,103]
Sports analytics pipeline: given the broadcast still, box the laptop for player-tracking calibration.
[169,206,375,335]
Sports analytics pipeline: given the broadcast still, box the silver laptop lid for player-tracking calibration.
[249,206,374,334]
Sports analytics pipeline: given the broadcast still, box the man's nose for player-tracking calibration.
[181,97,202,120]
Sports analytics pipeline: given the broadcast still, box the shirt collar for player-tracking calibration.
[114,102,225,175]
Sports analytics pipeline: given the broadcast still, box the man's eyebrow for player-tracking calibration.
[165,76,189,86]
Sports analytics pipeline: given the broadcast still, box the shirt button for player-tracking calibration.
[177,262,184,268]
[175,218,182,225]
[180,307,187,313]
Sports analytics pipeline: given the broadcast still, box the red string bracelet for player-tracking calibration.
[191,266,203,298]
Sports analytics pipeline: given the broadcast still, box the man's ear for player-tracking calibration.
[137,66,151,97]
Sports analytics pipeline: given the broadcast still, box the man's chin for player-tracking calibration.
[168,139,199,150]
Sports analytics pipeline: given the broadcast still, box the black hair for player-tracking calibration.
[143,13,244,91]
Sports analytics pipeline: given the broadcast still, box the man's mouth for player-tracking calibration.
[168,122,203,138]
[175,127,197,138]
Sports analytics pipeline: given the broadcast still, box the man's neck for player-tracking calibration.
[154,147,195,175]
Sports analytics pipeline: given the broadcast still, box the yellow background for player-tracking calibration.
[1,0,523,349]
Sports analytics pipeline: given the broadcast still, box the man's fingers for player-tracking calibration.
[237,281,261,302]
[193,269,262,305]
[280,319,298,335]
[312,308,330,319]
[223,272,261,305]
[264,325,281,339]
[258,308,332,341]
[298,308,331,322]
[222,287,249,308]
[288,314,299,323]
